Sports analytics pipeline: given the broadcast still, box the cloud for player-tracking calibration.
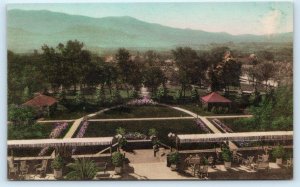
[260,9,283,35]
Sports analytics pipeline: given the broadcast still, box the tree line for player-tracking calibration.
[8,40,291,104]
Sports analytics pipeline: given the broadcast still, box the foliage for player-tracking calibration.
[201,157,209,165]
[75,90,85,105]
[175,90,182,101]
[8,50,48,104]
[112,152,124,167]
[116,48,143,95]
[172,47,207,96]
[95,86,106,105]
[22,86,32,102]
[191,87,199,101]
[66,158,98,180]
[148,128,158,137]
[168,152,181,164]
[272,145,285,159]
[129,89,139,99]
[8,104,36,126]
[143,66,166,94]
[51,155,64,170]
[118,137,127,149]
[116,127,126,136]
[58,90,67,103]
[112,88,122,104]
[8,123,51,140]
[221,147,232,162]
[251,85,292,131]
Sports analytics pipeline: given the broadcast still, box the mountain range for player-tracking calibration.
[7,9,293,53]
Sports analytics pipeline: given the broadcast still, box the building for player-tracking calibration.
[200,92,232,110]
[23,94,58,116]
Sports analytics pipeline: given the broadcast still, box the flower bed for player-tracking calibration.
[38,122,69,156]
[72,120,90,154]
[195,119,211,133]
[124,132,147,140]
[127,96,157,106]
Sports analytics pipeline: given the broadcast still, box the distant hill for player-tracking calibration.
[7,9,293,53]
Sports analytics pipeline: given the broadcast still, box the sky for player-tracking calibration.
[7,2,293,35]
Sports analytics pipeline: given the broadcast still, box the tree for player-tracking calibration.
[75,90,85,105]
[41,40,92,92]
[8,105,35,126]
[172,47,199,97]
[143,66,166,94]
[116,48,131,97]
[215,58,242,92]
[95,86,105,105]
[254,62,276,89]
[66,159,98,180]
[191,87,199,101]
[250,85,292,131]
[112,88,122,104]
[22,86,32,102]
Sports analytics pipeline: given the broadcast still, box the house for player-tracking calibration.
[23,94,58,116]
[200,92,232,110]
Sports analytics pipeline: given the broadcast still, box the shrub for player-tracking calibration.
[130,89,139,99]
[51,155,64,170]
[66,158,98,180]
[75,90,85,105]
[168,152,181,165]
[148,128,158,137]
[221,148,232,162]
[116,127,126,136]
[191,87,199,101]
[272,145,285,159]
[112,152,124,167]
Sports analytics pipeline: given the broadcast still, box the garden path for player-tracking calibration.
[161,104,238,150]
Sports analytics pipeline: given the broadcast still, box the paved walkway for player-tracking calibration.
[37,119,76,123]
[163,105,238,150]
[204,115,253,119]
[64,117,84,138]
[88,116,194,122]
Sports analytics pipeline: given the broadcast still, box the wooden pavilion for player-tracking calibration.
[200,92,232,110]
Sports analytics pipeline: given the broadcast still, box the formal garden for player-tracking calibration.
[7,40,293,180]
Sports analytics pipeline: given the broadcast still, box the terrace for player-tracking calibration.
[7,98,293,180]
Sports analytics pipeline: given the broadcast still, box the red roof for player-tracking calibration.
[23,94,57,108]
[201,92,231,103]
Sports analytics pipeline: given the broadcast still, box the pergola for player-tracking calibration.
[176,131,293,149]
[7,137,114,148]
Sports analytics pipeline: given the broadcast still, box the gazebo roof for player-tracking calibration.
[23,94,57,108]
[201,92,231,103]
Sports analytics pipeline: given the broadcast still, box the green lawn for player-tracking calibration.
[91,105,189,119]
[84,119,204,144]
[8,123,71,140]
[220,118,293,132]
[44,110,101,120]
[175,103,213,116]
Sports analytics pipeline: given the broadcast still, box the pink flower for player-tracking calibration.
[38,122,69,156]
